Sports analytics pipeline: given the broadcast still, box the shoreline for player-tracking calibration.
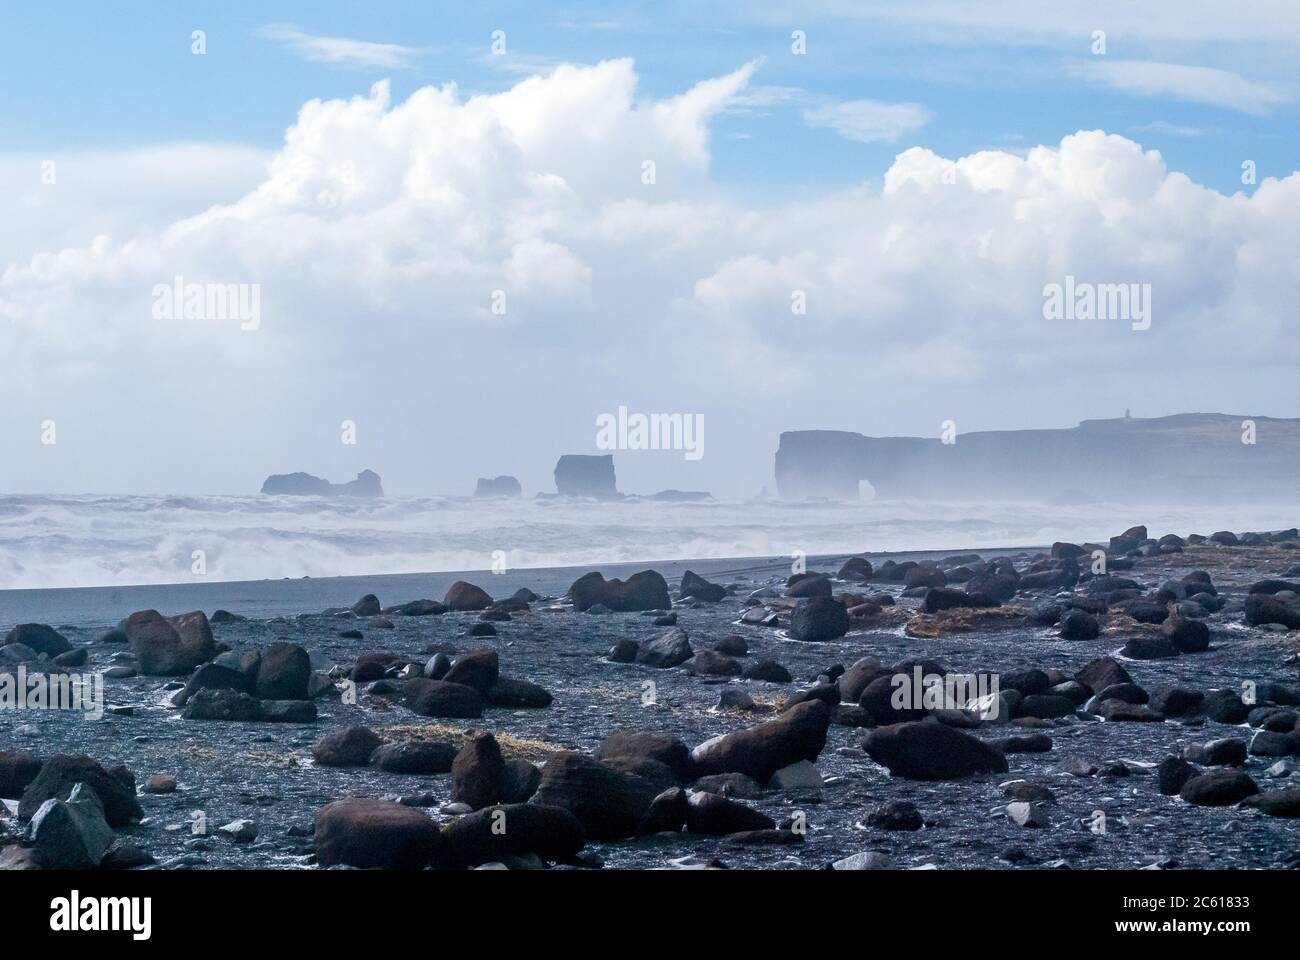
[0,544,1044,626]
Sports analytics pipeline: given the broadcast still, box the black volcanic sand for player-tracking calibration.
[3,540,1300,870]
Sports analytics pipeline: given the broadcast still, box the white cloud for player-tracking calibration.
[258,23,421,69]
[1072,60,1288,115]
[803,98,932,142]
[3,61,1299,498]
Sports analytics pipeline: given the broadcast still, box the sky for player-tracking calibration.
[2,1,1299,498]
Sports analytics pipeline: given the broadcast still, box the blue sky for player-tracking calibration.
[4,2,1300,498]
[3,1,1296,197]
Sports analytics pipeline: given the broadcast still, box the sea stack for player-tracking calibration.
[554,455,618,499]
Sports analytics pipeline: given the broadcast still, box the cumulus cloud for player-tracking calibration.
[2,59,1298,498]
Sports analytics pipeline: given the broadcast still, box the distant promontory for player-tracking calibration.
[261,470,385,497]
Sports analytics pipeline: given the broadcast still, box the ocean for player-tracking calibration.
[0,492,1294,621]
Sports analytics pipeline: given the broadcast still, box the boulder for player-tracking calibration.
[442,649,499,694]
[743,659,792,683]
[1245,594,1300,629]
[369,740,458,775]
[485,677,553,708]
[689,700,831,784]
[500,759,543,803]
[312,726,383,768]
[404,679,483,719]
[443,803,586,867]
[27,783,114,869]
[1179,770,1259,806]
[315,798,448,869]
[1059,610,1100,641]
[1150,686,1204,717]
[685,650,742,676]
[351,652,406,683]
[594,731,693,783]
[1075,656,1133,693]
[786,574,833,599]
[529,752,659,841]
[18,756,143,827]
[1157,756,1199,795]
[636,627,693,668]
[125,609,217,675]
[2,624,72,657]
[1163,617,1210,653]
[170,663,254,707]
[181,689,262,721]
[255,642,312,700]
[0,750,42,799]
[684,791,775,835]
[640,787,688,835]
[451,733,505,810]
[569,570,671,612]
[443,581,493,612]
[680,570,726,602]
[1246,788,1300,818]
[837,557,873,581]
[351,594,381,617]
[605,639,638,663]
[788,597,849,642]
[862,721,1009,780]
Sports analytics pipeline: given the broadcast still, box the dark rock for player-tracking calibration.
[1202,689,1250,724]
[256,699,318,723]
[786,574,833,598]
[713,635,748,656]
[442,648,499,694]
[1163,617,1210,653]
[370,740,457,774]
[1184,738,1247,767]
[500,759,542,803]
[1122,636,1180,660]
[680,570,726,602]
[255,641,311,700]
[27,783,114,869]
[486,677,553,708]
[690,700,831,784]
[554,454,617,498]
[404,679,483,718]
[837,557,873,581]
[18,755,143,827]
[2,624,72,657]
[170,663,253,707]
[865,800,924,830]
[636,627,693,668]
[685,650,742,676]
[1094,700,1164,722]
[606,639,639,663]
[443,581,493,612]
[1157,756,1199,795]
[595,731,693,783]
[312,726,383,767]
[451,733,505,810]
[789,597,850,642]
[743,659,792,683]
[351,594,381,617]
[315,798,448,869]
[529,752,659,841]
[862,721,1009,780]
[1179,770,1259,806]
[262,469,383,497]
[1150,686,1204,717]
[1246,788,1300,818]
[569,570,671,612]
[125,609,217,675]
[444,803,585,866]
[685,791,775,835]
[0,750,42,799]
[904,565,947,589]
[1059,610,1100,641]
[640,787,688,835]
[182,689,262,721]
[1245,594,1300,629]
[992,733,1053,754]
